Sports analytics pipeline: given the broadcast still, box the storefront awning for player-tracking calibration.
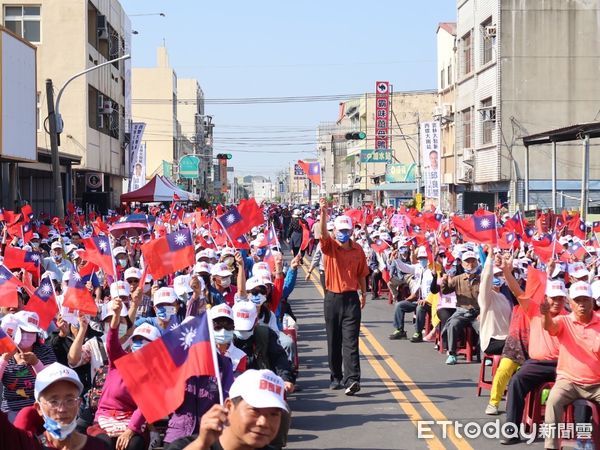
[370,182,418,191]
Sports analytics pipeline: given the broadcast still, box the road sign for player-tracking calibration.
[360,149,392,163]
[385,163,416,182]
[179,155,200,179]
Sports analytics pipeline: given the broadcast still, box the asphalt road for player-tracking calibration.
[284,264,544,450]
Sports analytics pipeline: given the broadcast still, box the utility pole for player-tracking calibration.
[416,114,422,195]
[46,79,65,219]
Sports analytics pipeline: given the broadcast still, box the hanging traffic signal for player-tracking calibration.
[345,131,366,140]
[216,153,232,160]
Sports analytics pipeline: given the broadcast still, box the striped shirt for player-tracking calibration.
[1,343,56,413]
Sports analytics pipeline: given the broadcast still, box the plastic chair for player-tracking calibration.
[476,353,502,396]
[521,381,554,434]
[456,326,479,362]
[561,399,600,449]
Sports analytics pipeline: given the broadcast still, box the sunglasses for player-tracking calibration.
[250,287,268,296]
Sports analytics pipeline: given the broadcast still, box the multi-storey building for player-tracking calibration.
[0,0,132,214]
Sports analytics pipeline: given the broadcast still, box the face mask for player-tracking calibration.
[214,328,234,345]
[156,305,176,320]
[465,265,480,275]
[32,242,40,249]
[16,331,36,348]
[234,329,253,340]
[256,248,266,258]
[249,293,267,306]
[42,413,78,441]
[419,259,428,268]
[53,254,62,263]
[219,277,231,288]
[335,231,350,243]
[118,259,128,268]
[131,339,147,352]
[492,277,504,288]
[118,323,129,338]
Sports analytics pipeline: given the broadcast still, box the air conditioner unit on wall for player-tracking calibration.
[485,25,497,38]
[433,106,443,118]
[101,100,114,115]
[97,15,109,40]
[457,160,473,183]
[442,104,453,117]
[463,148,475,163]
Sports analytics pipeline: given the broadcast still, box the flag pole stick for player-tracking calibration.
[205,312,224,405]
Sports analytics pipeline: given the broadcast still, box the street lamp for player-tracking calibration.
[46,53,131,218]
[129,12,166,17]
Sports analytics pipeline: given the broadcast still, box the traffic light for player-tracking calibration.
[216,153,232,160]
[345,131,366,140]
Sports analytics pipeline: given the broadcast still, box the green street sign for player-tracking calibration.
[179,155,200,179]
[385,163,416,182]
[360,149,392,163]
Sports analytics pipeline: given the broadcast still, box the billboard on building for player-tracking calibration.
[420,121,441,202]
[129,143,146,192]
[1,29,36,162]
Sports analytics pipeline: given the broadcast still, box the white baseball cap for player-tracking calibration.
[461,251,477,261]
[591,280,600,300]
[232,301,258,331]
[205,249,217,260]
[65,244,78,256]
[110,281,131,299]
[568,262,589,280]
[34,362,83,401]
[14,310,43,333]
[124,267,142,280]
[252,262,270,277]
[51,241,63,251]
[228,369,288,412]
[569,281,592,299]
[246,276,267,291]
[209,303,234,321]
[221,247,235,257]
[112,246,126,257]
[326,221,335,231]
[131,323,161,342]
[174,274,193,297]
[100,299,128,321]
[153,287,177,306]
[0,313,19,337]
[334,215,353,231]
[545,280,567,298]
[211,263,232,278]
[416,246,428,259]
[193,261,212,274]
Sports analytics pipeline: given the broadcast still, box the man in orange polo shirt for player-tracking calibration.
[319,199,370,395]
[541,281,600,450]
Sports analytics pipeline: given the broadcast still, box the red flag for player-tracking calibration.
[532,239,563,264]
[300,221,311,251]
[37,224,50,239]
[141,228,195,280]
[568,219,587,240]
[345,208,364,226]
[3,247,41,275]
[297,160,322,186]
[265,223,280,248]
[451,214,498,245]
[24,277,58,329]
[0,328,17,354]
[566,241,587,260]
[82,236,115,279]
[593,221,600,233]
[497,231,519,250]
[237,199,264,230]
[115,313,217,423]
[519,266,546,306]
[232,234,251,250]
[216,206,248,241]
[92,217,109,235]
[0,265,25,308]
[209,220,228,247]
[78,261,98,278]
[66,202,76,216]
[62,272,98,315]
[21,205,34,223]
[370,238,390,254]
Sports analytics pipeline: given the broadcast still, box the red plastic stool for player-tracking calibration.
[423,309,432,335]
[476,354,502,396]
[435,328,445,354]
[522,382,554,434]
[561,399,600,449]
[456,326,478,362]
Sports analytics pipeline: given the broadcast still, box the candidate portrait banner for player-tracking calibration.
[420,121,441,201]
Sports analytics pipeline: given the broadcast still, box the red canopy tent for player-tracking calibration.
[120,175,198,203]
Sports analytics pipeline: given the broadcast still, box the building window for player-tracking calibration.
[462,31,473,76]
[462,107,472,149]
[4,5,41,43]
[36,91,41,130]
[480,97,495,145]
[440,68,445,89]
[481,17,494,65]
[447,64,452,86]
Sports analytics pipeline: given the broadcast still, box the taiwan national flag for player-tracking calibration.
[232,234,250,250]
[569,219,587,240]
[24,277,58,329]
[298,160,322,186]
[266,223,280,248]
[0,265,24,308]
[237,199,264,230]
[82,236,115,279]
[62,272,98,315]
[452,214,498,245]
[300,220,311,251]
[216,206,247,240]
[497,231,519,250]
[370,238,390,254]
[0,328,16,354]
[115,313,218,423]
[141,228,195,280]
[3,247,41,275]
[593,221,600,233]
[566,241,587,260]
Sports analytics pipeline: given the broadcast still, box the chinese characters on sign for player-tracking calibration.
[420,121,441,202]
[375,81,390,150]
[360,150,392,163]
[128,123,146,192]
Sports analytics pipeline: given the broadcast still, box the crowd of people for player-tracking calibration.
[0,200,599,449]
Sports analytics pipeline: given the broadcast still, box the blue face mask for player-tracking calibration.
[335,231,351,243]
[156,305,176,321]
[131,339,146,352]
[256,247,266,257]
[419,259,428,268]
[493,277,504,288]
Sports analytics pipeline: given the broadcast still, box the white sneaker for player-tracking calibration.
[485,404,499,415]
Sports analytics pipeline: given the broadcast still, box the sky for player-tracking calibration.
[121,0,457,179]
